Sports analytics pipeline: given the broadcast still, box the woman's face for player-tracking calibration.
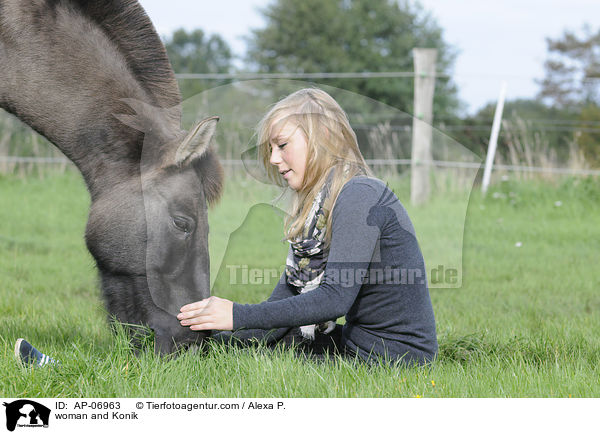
[269,119,308,191]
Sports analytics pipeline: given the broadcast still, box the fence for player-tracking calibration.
[2,70,599,182]
[2,156,599,175]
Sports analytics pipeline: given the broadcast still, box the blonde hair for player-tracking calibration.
[256,88,372,243]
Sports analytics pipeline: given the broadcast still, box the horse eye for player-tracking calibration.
[172,216,191,233]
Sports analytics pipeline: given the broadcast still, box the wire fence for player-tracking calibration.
[2,70,599,178]
[2,156,599,176]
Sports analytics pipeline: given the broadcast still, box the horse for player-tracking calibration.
[0,0,223,354]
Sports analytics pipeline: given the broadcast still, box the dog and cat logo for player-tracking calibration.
[3,400,50,431]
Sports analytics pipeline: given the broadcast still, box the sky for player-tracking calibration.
[139,0,599,115]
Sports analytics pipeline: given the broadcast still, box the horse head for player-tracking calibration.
[85,99,224,353]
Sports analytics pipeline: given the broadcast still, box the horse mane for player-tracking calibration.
[0,0,190,193]
[66,0,182,113]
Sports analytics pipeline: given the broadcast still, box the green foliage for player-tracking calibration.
[531,25,600,166]
[245,0,459,118]
[436,25,600,168]
[445,99,582,159]
[1,173,599,397]
[537,24,600,108]
[576,104,600,165]
[164,28,234,99]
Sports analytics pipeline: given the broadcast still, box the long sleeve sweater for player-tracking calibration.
[231,176,438,364]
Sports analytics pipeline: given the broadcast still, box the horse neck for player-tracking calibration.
[0,0,181,197]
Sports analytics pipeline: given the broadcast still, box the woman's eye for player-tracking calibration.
[172,216,192,233]
[279,143,287,149]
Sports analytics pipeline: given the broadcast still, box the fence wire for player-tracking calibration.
[1,156,599,176]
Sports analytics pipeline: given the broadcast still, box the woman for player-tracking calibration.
[178,88,438,365]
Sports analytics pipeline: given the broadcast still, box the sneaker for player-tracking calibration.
[15,339,58,367]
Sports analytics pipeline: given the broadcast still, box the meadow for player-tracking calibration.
[0,169,598,397]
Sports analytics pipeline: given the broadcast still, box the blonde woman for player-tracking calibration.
[178,88,438,365]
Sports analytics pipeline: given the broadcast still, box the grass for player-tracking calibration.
[0,170,599,397]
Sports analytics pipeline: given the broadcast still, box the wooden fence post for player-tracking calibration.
[411,48,437,205]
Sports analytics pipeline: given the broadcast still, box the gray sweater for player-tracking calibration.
[231,176,438,364]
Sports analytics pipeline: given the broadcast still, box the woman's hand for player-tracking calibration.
[177,296,234,331]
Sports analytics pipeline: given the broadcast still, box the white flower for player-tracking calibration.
[515,242,522,247]
[554,201,563,207]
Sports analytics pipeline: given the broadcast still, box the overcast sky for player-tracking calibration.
[139,0,598,115]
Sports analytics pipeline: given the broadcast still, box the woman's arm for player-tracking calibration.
[179,180,382,332]
[180,255,298,336]
[230,180,381,329]
[209,272,296,343]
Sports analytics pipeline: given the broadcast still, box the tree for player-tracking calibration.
[164,28,233,98]
[245,0,459,118]
[537,25,600,165]
[537,25,600,108]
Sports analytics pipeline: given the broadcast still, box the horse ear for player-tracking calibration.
[114,98,180,139]
[174,116,219,167]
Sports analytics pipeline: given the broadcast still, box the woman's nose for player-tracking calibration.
[270,147,281,165]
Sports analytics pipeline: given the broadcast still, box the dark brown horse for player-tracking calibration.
[0,0,223,354]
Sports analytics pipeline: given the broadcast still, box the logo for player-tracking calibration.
[3,400,50,432]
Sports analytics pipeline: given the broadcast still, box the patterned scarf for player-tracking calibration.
[285,174,337,340]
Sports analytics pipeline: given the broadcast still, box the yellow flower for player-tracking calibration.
[413,394,422,398]
[299,258,310,268]
[431,380,435,387]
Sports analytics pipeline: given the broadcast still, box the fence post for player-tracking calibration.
[411,48,437,205]
[481,81,508,194]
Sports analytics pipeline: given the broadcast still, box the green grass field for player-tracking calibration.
[0,170,599,397]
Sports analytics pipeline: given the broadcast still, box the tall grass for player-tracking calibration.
[494,117,592,182]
